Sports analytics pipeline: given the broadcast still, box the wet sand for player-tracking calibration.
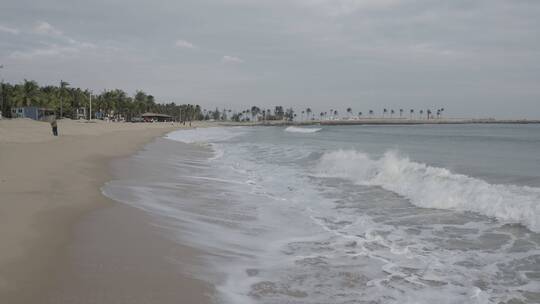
[48,203,212,304]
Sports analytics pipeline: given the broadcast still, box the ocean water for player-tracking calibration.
[103,124,540,304]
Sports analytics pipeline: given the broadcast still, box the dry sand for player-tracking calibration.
[0,119,213,303]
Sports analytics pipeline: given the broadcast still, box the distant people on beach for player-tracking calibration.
[50,118,58,136]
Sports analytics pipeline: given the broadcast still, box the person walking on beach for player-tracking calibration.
[50,118,58,136]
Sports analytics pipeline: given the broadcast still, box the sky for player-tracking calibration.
[1,0,539,118]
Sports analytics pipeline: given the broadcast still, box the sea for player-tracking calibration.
[102,124,540,304]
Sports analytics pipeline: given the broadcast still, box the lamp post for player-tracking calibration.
[88,91,92,121]
[59,80,69,119]
[0,65,4,119]
[60,80,63,118]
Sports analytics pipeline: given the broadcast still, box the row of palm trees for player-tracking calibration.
[0,80,295,123]
[198,106,447,122]
[0,79,203,121]
[299,107,446,121]
[201,106,446,123]
[202,106,292,122]
[1,80,446,123]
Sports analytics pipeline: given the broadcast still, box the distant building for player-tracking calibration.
[140,112,173,122]
[74,107,87,120]
[94,111,105,120]
[11,107,55,121]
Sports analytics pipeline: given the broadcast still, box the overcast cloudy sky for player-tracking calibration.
[1,0,539,118]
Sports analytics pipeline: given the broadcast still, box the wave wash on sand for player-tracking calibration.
[99,125,540,304]
[314,150,540,233]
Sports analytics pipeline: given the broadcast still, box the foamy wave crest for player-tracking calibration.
[314,150,540,232]
[285,126,322,133]
[166,127,245,144]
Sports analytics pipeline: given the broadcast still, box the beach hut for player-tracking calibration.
[11,107,55,121]
[140,112,173,122]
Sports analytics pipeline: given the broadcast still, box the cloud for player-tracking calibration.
[10,45,80,59]
[0,25,20,35]
[175,39,196,49]
[1,0,540,118]
[33,21,63,36]
[297,0,401,16]
[9,42,97,60]
[222,55,244,64]
[7,21,101,60]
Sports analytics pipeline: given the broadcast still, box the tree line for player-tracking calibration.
[0,79,445,122]
[206,106,295,122]
[0,79,202,121]
[300,107,445,121]
[207,106,446,122]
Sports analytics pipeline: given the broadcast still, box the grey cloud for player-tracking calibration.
[174,39,197,49]
[222,55,244,64]
[0,24,20,35]
[33,21,63,36]
[5,21,100,60]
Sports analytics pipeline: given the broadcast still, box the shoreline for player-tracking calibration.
[0,119,213,303]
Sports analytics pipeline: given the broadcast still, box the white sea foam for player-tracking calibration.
[314,150,540,232]
[166,126,246,144]
[285,126,322,133]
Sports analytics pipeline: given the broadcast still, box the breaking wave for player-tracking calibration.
[285,126,322,133]
[313,150,540,232]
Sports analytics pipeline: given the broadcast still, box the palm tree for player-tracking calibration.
[419,109,424,119]
[134,90,148,114]
[146,94,155,112]
[306,108,312,120]
[383,108,387,118]
[390,109,395,118]
[301,110,305,121]
[334,110,338,118]
[427,109,432,119]
[410,109,414,119]
[346,107,352,118]
[399,109,403,117]
[220,108,226,120]
[251,106,260,121]
[15,79,40,107]
[358,112,362,118]
[369,110,374,117]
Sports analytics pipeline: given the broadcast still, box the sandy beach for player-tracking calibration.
[0,119,212,303]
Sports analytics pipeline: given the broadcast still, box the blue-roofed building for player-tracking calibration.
[11,107,55,121]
